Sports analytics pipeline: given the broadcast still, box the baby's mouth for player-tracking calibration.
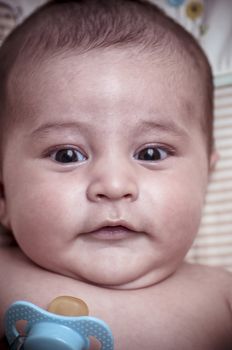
[87,225,137,240]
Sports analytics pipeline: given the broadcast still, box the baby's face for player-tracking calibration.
[1,49,210,289]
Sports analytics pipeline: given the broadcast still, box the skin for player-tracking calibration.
[0,49,231,349]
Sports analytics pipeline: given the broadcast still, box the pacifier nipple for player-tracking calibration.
[47,296,89,317]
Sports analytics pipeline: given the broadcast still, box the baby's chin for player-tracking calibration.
[60,261,180,290]
[31,248,183,290]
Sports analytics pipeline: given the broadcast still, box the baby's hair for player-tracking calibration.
[0,0,213,153]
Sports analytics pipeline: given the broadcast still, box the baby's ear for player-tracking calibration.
[0,182,10,229]
[209,150,219,173]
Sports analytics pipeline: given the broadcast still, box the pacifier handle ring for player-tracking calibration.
[5,301,114,350]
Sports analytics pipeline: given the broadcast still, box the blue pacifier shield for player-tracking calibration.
[4,301,114,350]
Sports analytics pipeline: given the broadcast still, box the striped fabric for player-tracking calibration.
[187,82,232,272]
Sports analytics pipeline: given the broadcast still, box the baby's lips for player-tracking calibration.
[47,295,89,317]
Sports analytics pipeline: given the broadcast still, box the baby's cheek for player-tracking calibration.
[160,179,204,236]
[9,187,67,245]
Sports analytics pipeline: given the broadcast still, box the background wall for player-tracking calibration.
[0,0,232,272]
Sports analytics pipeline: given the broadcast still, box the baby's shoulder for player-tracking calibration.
[183,262,232,292]
[179,263,232,320]
[179,262,231,295]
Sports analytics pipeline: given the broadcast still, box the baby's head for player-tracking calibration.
[0,0,214,153]
[0,0,215,289]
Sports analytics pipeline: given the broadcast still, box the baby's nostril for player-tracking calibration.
[97,194,105,199]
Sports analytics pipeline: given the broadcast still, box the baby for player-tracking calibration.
[0,0,231,349]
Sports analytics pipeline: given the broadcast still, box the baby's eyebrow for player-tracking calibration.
[29,121,89,138]
[136,120,189,138]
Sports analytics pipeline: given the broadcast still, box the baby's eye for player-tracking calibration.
[134,146,169,161]
[50,148,87,163]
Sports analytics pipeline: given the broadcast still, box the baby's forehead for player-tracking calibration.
[8,46,204,114]
[10,45,202,96]
[7,47,205,132]
[11,42,203,84]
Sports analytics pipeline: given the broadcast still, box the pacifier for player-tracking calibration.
[4,296,114,350]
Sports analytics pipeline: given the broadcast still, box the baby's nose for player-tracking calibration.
[86,159,139,202]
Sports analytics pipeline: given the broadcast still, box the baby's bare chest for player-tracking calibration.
[90,287,232,350]
[111,302,231,350]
